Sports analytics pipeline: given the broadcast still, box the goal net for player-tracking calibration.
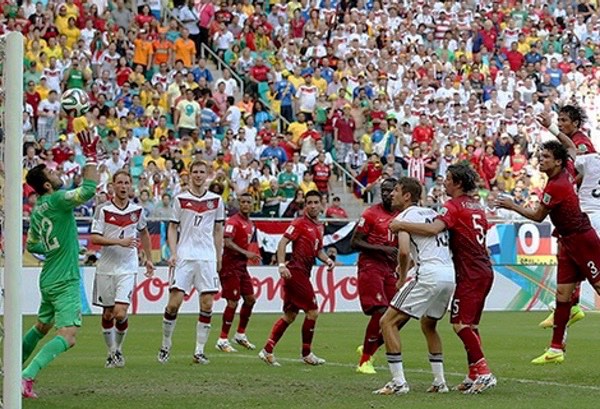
[0,31,24,409]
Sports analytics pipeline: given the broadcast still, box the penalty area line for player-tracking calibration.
[216,352,600,392]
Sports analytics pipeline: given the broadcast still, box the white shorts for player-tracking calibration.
[390,275,455,320]
[170,259,219,295]
[93,273,136,307]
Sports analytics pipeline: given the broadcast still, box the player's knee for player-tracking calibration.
[452,323,467,333]
[113,310,128,323]
[35,322,52,335]
[420,318,437,334]
[283,311,298,323]
[243,295,256,306]
[200,295,214,311]
[227,299,239,309]
[306,309,319,320]
[102,309,114,321]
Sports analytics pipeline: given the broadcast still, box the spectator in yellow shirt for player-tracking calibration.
[62,17,81,49]
[143,145,167,170]
[299,171,318,194]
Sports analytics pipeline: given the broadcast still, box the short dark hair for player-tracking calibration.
[542,140,568,168]
[381,177,398,189]
[26,164,50,195]
[112,169,132,183]
[559,104,587,128]
[447,163,479,192]
[397,177,422,203]
[305,190,321,201]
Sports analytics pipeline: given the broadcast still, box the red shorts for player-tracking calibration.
[450,273,493,325]
[219,269,254,302]
[357,268,397,315]
[557,229,600,285]
[282,271,318,313]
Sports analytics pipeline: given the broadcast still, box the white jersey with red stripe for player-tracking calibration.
[575,153,600,216]
[171,190,225,261]
[91,201,147,275]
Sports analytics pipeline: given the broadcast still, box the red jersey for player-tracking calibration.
[356,203,399,272]
[283,215,323,276]
[437,195,492,281]
[542,168,591,237]
[312,163,330,192]
[571,130,595,154]
[221,213,255,272]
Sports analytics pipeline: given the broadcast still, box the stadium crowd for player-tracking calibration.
[11,0,600,220]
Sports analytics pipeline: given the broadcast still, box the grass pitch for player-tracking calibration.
[22,312,600,409]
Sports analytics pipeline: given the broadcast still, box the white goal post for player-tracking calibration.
[2,31,24,409]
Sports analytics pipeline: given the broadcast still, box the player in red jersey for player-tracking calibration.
[390,164,496,394]
[351,178,399,374]
[258,190,335,366]
[538,106,592,329]
[216,193,262,353]
[497,140,600,365]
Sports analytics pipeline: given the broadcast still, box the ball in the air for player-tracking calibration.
[61,88,90,117]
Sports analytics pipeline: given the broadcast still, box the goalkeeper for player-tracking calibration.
[21,130,99,399]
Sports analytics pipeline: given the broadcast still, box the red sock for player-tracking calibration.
[301,318,316,357]
[551,301,571,350]
[220,305,236,339]
[115,318,128,331]
[236,303,253,334]
[457,327,485,365]
[570,286,581,306]
[264,318,289,354]
[102,318,114,329]
[473,327,481,345]
[360,311,383,365]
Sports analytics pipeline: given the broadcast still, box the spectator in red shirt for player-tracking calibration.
[311,152,331,195]
[480,144,500,188]
[51,135,73,165]
[325,196,348,219]
[510,143,527,173]
[505,42,525,71]
[411,114,434,145]
[249,56,270,96]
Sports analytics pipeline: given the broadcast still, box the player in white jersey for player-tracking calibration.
[91,170,155,368]
[158,160,225,365]
[374,177,455,396]
[575,153,600,232]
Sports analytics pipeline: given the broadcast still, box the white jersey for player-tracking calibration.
[396,205,454,282]
[91,201,147,275]
[171,190,225,261]
[575,153,600,214]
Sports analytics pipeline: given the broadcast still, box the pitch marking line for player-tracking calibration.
[204,352,600,392]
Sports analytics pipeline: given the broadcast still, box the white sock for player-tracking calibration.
[196,322,211,355]
[428,353,445,385]
[162,317,177,349]
[102,327,115,353]
[386,353,406,384]
[115,329,127,351]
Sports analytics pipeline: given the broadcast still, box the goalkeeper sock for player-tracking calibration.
[22,336,69,380]
[115,318,128,351]
[162,310,177,349]
[195,310,212,355]
[22,326,45,363]
[102,318,115,353]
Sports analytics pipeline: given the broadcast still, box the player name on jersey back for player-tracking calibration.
[171,191,225,261]
[92,201,147,275]
[396,206,454,282]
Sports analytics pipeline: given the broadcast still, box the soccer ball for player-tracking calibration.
[61,88,90,117]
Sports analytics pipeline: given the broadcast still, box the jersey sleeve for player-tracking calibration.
[283,219,301,242]
[436,200,458,229]
[223,218,237,239]
[574,154,590,175]
[398,208,424,223]
[216,197,225,223]
[51,179,97,210]
[170,196,182,224]
[91,206,105,235]
[26,222,46,255]
[541,179,563,209]
[355,210,372,235]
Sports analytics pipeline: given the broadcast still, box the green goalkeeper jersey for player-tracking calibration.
[26,179,97,289]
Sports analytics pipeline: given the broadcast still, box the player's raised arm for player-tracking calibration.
[495,195,550,223]
[538,113,577,160]
[389,218,446,236]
